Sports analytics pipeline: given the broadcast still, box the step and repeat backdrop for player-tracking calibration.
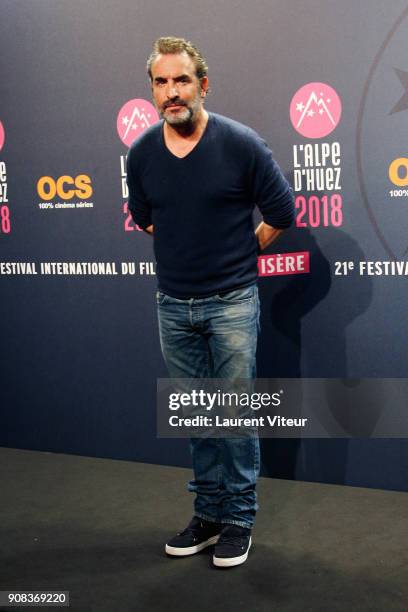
[1,0,407,490]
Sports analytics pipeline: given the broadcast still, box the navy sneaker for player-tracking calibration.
[213,525,252,567]
[165,516,222,557]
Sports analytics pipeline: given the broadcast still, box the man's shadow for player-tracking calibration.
[257,224,373,485]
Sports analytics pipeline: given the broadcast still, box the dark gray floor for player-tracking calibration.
[0,447,407,612]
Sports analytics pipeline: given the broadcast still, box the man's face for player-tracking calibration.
[150,52,207,126]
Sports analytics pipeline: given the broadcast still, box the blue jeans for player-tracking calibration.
[157,283,261,528]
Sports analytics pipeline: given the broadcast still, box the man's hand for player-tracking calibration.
[145,224,154,235]
[255,221,284,253]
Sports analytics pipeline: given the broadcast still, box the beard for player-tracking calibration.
[160,91,202,127]
[162,105,193,125]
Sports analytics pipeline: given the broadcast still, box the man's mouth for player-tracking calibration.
[165,103,185,110]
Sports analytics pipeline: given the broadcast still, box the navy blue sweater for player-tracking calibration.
[126,112,294,298]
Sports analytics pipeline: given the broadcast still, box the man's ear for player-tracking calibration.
[201,76,209,97]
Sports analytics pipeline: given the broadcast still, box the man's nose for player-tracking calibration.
[166,82,179,98]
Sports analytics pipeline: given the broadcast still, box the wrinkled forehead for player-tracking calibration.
[150,52,197,80]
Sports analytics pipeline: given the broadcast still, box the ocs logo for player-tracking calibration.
[388,158,408,186]
[37,175,93,200]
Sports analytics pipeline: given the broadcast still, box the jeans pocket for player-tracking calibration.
[156,291,168,305]
[215,285,256,304]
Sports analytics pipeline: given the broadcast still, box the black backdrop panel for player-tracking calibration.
[1,0,408,490]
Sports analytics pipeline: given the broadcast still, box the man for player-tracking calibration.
[127,36,294,567]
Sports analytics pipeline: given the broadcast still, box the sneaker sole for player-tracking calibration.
[213,537,252,567]
[165,534,220,557]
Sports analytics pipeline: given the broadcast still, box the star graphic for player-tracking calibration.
[319,108,324,115]
[389,68,408,115]
[307,109,315,117]
[132,123,138,130]
[122,116,129,126]
[296,102,305,112]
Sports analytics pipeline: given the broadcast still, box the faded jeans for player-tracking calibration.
[157,283,260,528]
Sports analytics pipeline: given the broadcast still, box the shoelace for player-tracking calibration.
[218,528,250,547]
[178,521,204,537]
[218,534,247,546]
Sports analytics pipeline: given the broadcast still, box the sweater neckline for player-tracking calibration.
[160,112,212,161]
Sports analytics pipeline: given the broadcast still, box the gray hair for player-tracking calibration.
[147,36,208,84]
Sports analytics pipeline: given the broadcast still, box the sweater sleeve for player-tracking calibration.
[126,146,152,230]
[248,129,295,229]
